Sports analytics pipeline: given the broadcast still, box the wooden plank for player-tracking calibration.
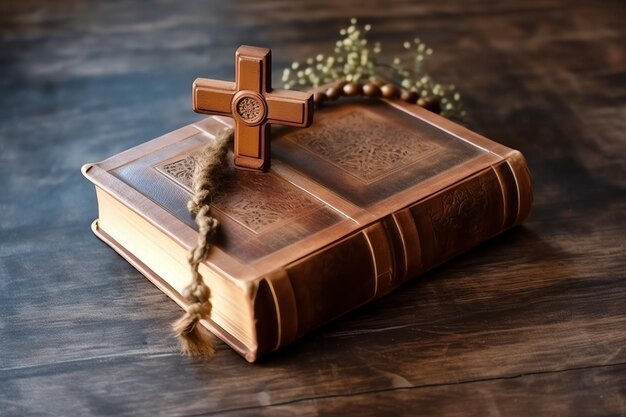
[223,364,626,416]
[0,0,624,416]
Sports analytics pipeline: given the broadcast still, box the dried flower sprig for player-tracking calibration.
[281,18,465,120]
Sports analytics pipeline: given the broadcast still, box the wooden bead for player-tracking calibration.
[313,91,327,105]
[362,83,382,97]
[401,90,419,104]
[343,82,362,97]
[325,85,344,101]
[381,83,399,98]
[420,97,442,114]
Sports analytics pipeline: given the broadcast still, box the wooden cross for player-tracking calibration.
[193,45,314,171]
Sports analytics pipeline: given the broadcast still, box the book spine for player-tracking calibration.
[253,151,532,359]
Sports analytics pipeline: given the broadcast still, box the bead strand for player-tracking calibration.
[313,81,442,114]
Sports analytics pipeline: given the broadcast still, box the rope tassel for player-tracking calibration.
[173,128,233,358]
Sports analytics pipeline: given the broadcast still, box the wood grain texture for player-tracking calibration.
[0,0,624,416]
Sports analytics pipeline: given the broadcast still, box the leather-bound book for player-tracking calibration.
[82,99,532,362]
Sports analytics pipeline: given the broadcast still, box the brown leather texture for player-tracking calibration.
[257,162,531,357]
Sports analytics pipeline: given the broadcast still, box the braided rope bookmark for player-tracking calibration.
[172,128,233,358]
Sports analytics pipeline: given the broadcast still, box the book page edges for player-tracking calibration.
[91,219,255,361]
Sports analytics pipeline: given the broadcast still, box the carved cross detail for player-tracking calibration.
[193,45,314,171]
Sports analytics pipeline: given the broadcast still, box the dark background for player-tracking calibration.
[1,1,624,416]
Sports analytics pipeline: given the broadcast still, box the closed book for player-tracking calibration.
[82,99,532,362]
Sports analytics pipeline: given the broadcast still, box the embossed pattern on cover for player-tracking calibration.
[157,157,322,235]
[288,111,441,184]
[273,100,482,207]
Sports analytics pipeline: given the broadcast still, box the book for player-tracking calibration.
[82,98,532,362]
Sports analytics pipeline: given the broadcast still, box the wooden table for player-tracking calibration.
[1,1,624,415]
